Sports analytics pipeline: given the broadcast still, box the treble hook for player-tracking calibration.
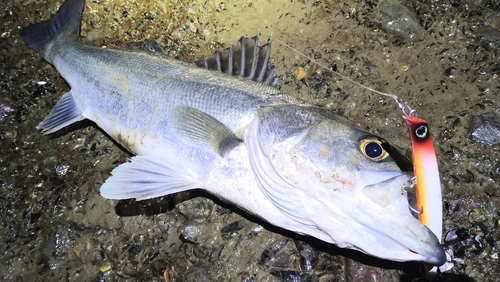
[401,176,417,194]
[402,176,423,215]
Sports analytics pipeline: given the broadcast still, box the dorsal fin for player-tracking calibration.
[194,36,280,88]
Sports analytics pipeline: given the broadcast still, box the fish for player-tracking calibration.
[21,0,446,265]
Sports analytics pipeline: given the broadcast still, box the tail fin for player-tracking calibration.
[20,0,85,63]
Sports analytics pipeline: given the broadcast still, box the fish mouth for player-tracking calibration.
[311,172,446,265]
[357,217,447,266]
[357,172,446,265]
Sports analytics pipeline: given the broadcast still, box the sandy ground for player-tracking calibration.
[1,0,499,281]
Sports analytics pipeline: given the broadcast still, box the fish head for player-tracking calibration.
[251,105,446,265]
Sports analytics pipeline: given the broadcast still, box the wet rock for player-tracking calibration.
[37,225,72,275]
[444,66,459,78]
[470,234,486,255]
[476,27,500,50]
[241,272,255,282]
[318,273,336,282]
[127,243,142,257]
[179,224,205,244]
[0,97,16,123]
[54,226,71,257]
[55,163,69,177]
[485,0,500,10]
[294,240,318,272]
[49,176,65,186]
[269,270,313,282]
[175,197,212,222]
[445,221,495,261]
[221,221,243,239]
[468,208,488,223]
[490,165,500,184]
[258,237,289,265]
[447,199,461,217]
[445,228,468,245]
[469,112,500,144]
[375,0,425,42]
[183,266,209,282]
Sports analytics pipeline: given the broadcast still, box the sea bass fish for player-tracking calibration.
[21,0,446,265]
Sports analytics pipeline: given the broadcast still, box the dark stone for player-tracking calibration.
[469,112,500,144]
[444,228,468,245]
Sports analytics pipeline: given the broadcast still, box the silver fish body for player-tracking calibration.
[21,0,446,265]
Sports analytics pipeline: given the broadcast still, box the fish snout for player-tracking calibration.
[359,173,446,265]
[397,215,447,266]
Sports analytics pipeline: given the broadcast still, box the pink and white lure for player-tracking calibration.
[401,109,443,277]
[402,114,442,242]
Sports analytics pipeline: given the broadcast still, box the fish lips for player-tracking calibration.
[358,172,446,265]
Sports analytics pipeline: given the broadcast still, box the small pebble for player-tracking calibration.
[0,98,16,124]
[444,228,467,245]
[447,200,460,217]
[294,67,307,81]
[100,262,112,272]
[468,208,488,223]
[55,164,69,176]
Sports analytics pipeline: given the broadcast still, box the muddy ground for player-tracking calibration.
[1,0,499,281]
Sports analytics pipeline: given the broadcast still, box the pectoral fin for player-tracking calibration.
[100,155,202,201]
[170,106,242,156]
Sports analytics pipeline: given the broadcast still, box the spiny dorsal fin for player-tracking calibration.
[194,36,280,88]
[170,106,242,156]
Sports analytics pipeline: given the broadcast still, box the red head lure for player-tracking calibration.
[399,102,443,277]
[402,115,442,241]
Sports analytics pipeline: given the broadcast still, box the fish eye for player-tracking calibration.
[359,138,389,161]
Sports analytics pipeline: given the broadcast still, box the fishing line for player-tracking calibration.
[272,37,418,117]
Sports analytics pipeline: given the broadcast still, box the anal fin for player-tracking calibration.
[37,91,84,134]
[100,155,202,201]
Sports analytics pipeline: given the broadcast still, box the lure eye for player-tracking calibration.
[415,124,429,139]
[359,138,389,161]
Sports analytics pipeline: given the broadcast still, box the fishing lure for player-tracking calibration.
[398,101,443,278]
[274,38,449,277]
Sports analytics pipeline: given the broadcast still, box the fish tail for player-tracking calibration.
[20,0,85,63]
